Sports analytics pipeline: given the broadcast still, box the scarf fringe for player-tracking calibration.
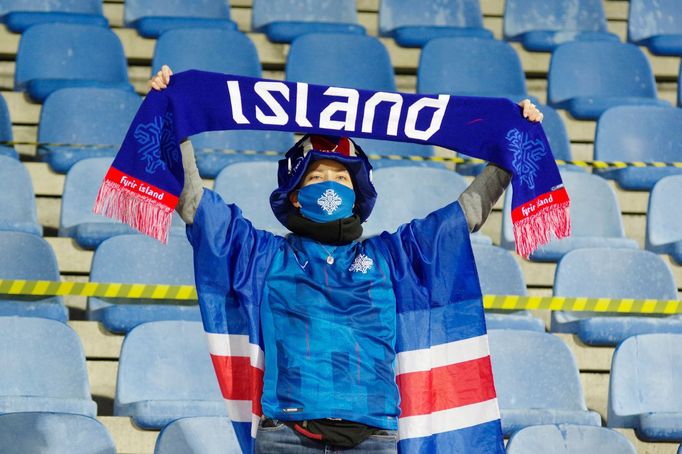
[93,179,173,244]
[513,202,571,259]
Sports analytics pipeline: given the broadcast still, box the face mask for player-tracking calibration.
[296,181,356,223]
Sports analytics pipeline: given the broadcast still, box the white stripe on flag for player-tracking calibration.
[251,413,261,438]
[396,335,490,375]
[206,332,264,370]
[398,398,500,440]
[223,398,253,422]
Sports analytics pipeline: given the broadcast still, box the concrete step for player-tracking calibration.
[98,416,157,454]
[71,320,123,359]
[581,372,609,421]
[615,428,681,454]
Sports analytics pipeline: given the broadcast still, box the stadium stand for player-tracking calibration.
[547,41,669,120]
[504,0,619,52]
[608,333,682,441]
[505,424,636,454]
[151,28,294,178]
[286,32,435,163]
[501,170,638,261]
[378,0,493,47]
[552,248,682,346]
[472,243,545,332]
[0,155,42,236]
[124,0,236,39]
[0,0,108,33]
[213,160,288,236]
[0,412,116,454]
[0,232,66,321]
[88,233,200,333]
[14,23,132,103]
[0,94,18,159]
[154,416,241,454]
[647,176,682,264]
[628,0,682,56]
[594,106,682,190]
[252,0,365,44]
[488,330,601,436]
[114,321,227,429]
[38,87,141,173]
[0,317,96,415]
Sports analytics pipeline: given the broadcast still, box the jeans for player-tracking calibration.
[254,419,398,454]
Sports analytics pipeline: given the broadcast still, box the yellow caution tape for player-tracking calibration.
[1,279,679,314]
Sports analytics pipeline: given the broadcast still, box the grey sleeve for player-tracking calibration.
[457,163,512,233]
[175,139,204,225]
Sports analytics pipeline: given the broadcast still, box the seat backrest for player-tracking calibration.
[151,28,260,76]
[647,175,682,248]
[252,0,358,31]
[609,334,682,422]
[362,166,468,236]
[0,231,59,280]
[116,321,223,405]
[0,412,116,454]
[0,0,102,16]
[471,244,527,296]
[629,0,682,42]
[286,33,395,92]
[154,416,240,454]
[61,157,114,229]
[595,106,682,163]
[548,42,657,105]
[504,0,609,39]
[540,105,572,162]
[39,88,141,147]
[379,0,484,36]
[0,94,14,157]
[15,23,128,89]
[0,157,39,227]
[90,234,194,284]
[418,37,526,97]
[125,0,230,24]
[213,161,286,235]
[0,317,90,400]
[506,424,636,454]
[553,248,678,299]
[489,330,588,411]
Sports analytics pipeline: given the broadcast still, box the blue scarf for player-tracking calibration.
[95,69,569,258]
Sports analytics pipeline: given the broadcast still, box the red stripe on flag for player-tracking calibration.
[210,354,264,416]
[396,356,496,418]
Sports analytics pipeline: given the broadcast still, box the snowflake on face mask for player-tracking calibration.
[317,189,343,215]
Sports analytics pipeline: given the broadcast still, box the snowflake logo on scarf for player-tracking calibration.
[506,128,547,190]
[349,254,373,274]
[317,189,343,215]
[134,113,180,175]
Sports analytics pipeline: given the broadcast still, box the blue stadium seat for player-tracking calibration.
[489,330,601,436]
[608,334,682,441]
[547,41,669,120]
[594,106,682,190]
[14,23,132,102]
[252,0,365,43]
[88,233,200,333]
[541,105,580,172]
[629,0,682,56]
[0,156,42,236]
[0,412,115,454]
[213,161,288,236]
[286,33,435,164]
[38,87,141,173]
[151,28,295,178]
[378,0,493,47]
[647,176,682,264]
[506,424,636,454]
[501,171,638,261]
[154,417,241,454]
[472,244,545,332]
[125,0,236,38]
[362,166,492,244]
[0,232,66,321]
[0,317,96,415]
[0,0,108,33]
[504,0,618,52]
[552,248,681,346]
[679,62,682,107]
[115,321,227,429]
[0,94,18,159]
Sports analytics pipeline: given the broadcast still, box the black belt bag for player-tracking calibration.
[264,417,389,448]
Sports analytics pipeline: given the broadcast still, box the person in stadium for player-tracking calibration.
[150,65,543,453]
